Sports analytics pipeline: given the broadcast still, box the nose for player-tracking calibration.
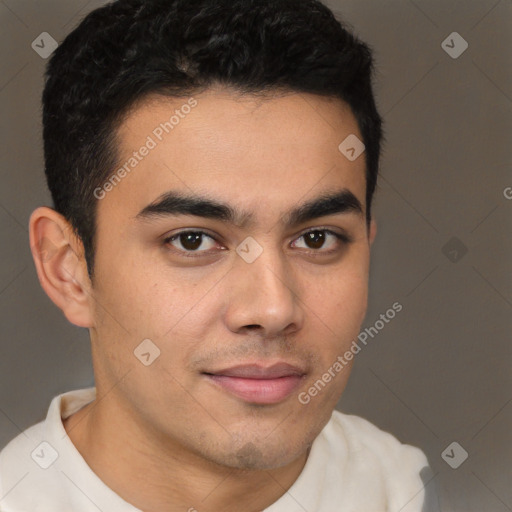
[223,247,304,338]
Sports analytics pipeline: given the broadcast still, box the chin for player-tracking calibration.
[207,434,309,471]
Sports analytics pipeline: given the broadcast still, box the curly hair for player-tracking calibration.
[42,0,382,280]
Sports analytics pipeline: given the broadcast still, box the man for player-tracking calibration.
[0,0,435,510]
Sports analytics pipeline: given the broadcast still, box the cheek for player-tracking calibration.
[92,248,181,332]
[306,261,369,336]
[335,273,369,322]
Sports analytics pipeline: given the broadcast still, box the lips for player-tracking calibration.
[207,363,305,379]
[203,362,306,404]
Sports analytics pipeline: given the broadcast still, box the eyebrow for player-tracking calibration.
[134,188,364,228]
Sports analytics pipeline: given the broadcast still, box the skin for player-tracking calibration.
[29,86,377,511]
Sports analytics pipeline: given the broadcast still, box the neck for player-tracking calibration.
[63,391,310,512]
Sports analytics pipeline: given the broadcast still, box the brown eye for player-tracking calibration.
[164,231,218,254]
[292,228,350,253]
[304,230,326,250]
[179,232,203,251]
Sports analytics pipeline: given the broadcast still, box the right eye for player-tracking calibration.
[163,230,224,256]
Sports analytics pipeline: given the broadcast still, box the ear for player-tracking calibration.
[368,218,377,247]
[29,207,94,328]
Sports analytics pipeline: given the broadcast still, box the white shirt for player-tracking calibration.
[0,388,436,511]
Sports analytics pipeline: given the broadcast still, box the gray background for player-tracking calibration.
[0,0,510,510]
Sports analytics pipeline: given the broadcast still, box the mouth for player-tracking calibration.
[202,362,307,405]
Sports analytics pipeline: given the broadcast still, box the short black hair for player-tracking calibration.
[42,0,382,281]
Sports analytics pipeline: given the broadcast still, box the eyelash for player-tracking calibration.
[163,227,352,258]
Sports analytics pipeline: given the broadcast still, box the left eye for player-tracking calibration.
[291,229,347,252]
[164,229,349,256]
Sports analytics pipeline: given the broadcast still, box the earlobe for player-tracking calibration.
[29,207,94,328]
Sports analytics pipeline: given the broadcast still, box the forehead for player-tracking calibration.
[98,87,367,226]
[119,87,361,155]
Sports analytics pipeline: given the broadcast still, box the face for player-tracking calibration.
[88,87,375,470]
